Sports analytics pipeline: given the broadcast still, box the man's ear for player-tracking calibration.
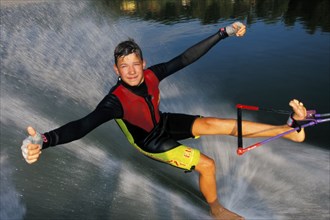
[113,64,119,76]
[143,60,146,69]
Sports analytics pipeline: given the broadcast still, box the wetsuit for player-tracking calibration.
[42,29,228,170]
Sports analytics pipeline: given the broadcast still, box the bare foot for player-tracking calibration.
[289,99,307,120]
[210,203,244,220]
[286,99,307,142]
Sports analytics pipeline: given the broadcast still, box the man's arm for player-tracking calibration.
[43,94,122,148]
[150,22,246,81]
[21,94,123,163]
[42,109,113,148]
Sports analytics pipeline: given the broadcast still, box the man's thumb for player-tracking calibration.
[27,126,36,137]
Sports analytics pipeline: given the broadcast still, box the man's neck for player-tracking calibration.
[119,78,148,97]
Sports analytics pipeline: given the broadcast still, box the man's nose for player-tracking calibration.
[128,65,135,74]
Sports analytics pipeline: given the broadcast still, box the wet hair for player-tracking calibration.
[114,38,143,65]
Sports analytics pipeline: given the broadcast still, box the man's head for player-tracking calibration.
[114,39,143,65]
[113,39,146,86]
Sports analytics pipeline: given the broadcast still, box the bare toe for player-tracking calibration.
[289,99,307,121]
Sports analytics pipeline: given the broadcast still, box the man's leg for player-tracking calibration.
[192,99,307,142]
[195,153,244,219]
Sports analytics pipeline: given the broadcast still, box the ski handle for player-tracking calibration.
[236,104,330,156]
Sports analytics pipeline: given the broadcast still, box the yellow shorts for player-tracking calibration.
[135,144,200,171]
[115,114,201,171]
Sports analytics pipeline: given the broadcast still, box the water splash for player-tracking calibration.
[0,154,26,220]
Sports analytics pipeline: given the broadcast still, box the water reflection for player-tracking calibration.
[98,0,329,32]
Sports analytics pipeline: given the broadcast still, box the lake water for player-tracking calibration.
[1,0,329,219]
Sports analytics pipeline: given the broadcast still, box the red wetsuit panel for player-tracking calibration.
[112,69,160,132]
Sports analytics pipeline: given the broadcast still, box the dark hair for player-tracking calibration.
[114,38,143,65]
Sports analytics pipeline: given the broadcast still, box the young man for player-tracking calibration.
[21,22,307,220]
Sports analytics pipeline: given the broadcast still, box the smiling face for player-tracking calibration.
[114,52,146,86]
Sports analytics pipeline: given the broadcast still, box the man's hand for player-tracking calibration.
[226,21,246,37]
[21,126,42,164]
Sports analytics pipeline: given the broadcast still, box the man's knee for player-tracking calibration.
[196,154,216,175]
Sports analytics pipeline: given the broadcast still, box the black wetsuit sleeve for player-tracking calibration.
[42,94,123,149]
[149,30,228,81]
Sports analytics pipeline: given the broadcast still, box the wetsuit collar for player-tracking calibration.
[118,78,148,97]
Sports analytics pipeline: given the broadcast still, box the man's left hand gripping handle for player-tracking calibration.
[21,126,44,164]
[225,21,246,37]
